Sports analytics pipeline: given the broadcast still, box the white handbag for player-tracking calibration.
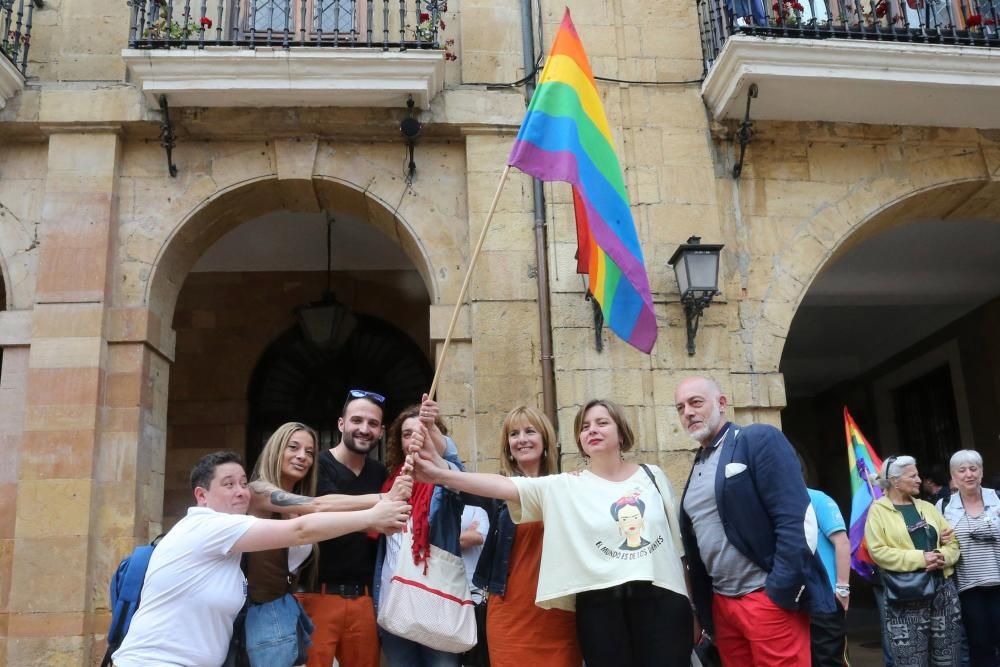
[377,532,477,653]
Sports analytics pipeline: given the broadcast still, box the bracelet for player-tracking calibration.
[835,584,850,595]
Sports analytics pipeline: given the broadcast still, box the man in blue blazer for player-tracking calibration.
[675,376,836,667]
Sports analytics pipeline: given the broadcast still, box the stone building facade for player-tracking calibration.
[1,0,999,663]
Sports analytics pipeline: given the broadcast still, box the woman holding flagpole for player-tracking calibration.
[408,399,694,667]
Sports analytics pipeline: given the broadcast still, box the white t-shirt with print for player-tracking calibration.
[508,465,687,612]
[112,507,257,667]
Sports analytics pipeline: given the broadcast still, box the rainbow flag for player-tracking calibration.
[844,406,884,582]
[507,9,657,353]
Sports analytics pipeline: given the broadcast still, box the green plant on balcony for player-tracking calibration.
[1,30,27,61]
[410,0,456,58]
[140,0,213,40]
[770,0,805,25]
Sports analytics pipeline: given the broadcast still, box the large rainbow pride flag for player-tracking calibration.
[845,406,884,582]
[507,9,657,353]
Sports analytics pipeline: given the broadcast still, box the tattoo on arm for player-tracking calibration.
[270,489,312,507]
[248,480,313,507]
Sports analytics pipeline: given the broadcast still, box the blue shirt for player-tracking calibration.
[808,489,846,591]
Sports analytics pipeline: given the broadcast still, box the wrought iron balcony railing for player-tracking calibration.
[1,0,40,75]
[699,0,1000,70]
[127,0,449,51]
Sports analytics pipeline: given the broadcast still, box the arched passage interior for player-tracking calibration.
[157,180,434,526]
[780,182,1000,503]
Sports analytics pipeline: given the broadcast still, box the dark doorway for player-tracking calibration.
[246,313,433,468]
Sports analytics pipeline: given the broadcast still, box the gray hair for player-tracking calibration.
[949,449,983,472]
[870,455,917,490]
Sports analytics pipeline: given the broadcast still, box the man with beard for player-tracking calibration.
[297,389,392,667]
[674,376,836,667]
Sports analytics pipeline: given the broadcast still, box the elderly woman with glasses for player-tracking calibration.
[865,455,962,667]
[936,450,1000,667]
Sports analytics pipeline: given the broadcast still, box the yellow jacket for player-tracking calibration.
[864,496,959,577]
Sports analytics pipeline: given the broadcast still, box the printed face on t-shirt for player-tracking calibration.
[196,462,251,515]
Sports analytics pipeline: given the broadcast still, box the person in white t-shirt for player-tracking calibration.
[460,505,490,602]
[111,450,411,667]
[408,399,697,667]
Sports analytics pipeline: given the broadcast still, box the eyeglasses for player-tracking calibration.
[347,389,385,405]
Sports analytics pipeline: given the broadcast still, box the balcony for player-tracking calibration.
[0,0,40,109]
[122,0,447,109]
[698,0,1000,128]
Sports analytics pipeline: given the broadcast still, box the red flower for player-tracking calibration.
[419,12,430,21]
[438,19,446,29]
[966,13,982,25]
[985,17,995,24]
[200,16,213,28]
[874,0,888,17]
[792,2,804,11]
[772,2,780,10]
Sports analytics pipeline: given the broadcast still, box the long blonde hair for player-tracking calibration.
[252,422,319,495]
[499,406,559,477]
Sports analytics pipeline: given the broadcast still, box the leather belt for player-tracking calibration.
[319,583,370,599]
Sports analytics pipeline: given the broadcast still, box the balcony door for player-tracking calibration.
[241,0,366,41]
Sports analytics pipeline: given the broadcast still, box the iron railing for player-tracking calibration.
[699,0,1000,69]
[127,0,448,50]
[1,0,40,75]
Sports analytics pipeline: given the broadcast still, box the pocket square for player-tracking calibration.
[724,462,748,478]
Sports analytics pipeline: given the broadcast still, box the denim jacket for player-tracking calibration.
[372,437,466,612]
[472,501,515,596]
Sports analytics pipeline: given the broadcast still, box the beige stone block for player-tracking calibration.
[429,303,471,341]
[553,326,653,372]
[469,250,539,301]
[274,137,319,182]
[434,89,523,129]
[5,630,88,667]
[38,87,139,124]
[23,404,99,432]
[479,210,536,253]
[0,309,32,347]
[31,303,104,339]
[14,479,91,539]
[28,337,104,369]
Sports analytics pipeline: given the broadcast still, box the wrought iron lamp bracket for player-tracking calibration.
[158,95,178,178]
[732,83,758,179]
[682,291,717,356]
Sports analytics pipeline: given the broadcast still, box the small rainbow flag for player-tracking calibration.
[507,9,657,353]
[844,406,884,582]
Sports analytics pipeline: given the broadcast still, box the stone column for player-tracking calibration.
[5,131,121,665]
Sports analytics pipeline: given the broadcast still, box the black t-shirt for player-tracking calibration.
[313,449,387,587]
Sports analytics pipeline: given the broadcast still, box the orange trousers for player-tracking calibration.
[296,592,380,667]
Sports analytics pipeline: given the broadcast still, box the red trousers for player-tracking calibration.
[712,590,811,667]
[296,592,380,667]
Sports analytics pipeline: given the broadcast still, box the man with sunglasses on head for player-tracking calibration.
[298,389,397,667]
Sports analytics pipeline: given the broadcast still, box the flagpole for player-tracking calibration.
[427,165,512,399]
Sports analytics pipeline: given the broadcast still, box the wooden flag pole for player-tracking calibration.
[428,164,512,399]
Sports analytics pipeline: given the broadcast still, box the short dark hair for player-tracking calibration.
[925,464,949,487]
[341,389,386,418]
[190,451,244,491]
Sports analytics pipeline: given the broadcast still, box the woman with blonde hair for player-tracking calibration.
[246,422,412,667]
[473,406,581,666]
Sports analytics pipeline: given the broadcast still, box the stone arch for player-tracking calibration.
[144,175,447,345]
[745,169,1000,374]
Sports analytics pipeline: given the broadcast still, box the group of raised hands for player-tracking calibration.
[367,394,452,535]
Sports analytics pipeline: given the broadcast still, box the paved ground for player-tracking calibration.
[846,606,888,667]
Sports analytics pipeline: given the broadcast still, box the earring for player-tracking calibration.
[542,450,547,460]
[619,451,625,462]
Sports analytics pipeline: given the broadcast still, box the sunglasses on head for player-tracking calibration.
[347,389,386,405]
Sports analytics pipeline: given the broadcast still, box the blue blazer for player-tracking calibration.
[679,423,836,632]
